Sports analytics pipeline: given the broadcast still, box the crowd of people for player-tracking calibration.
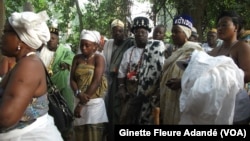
[0,8,250,141]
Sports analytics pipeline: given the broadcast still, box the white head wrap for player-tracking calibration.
[80,29,101,44]
[178,25,192,38]
[111,19,124,29]
[8,11,50,49]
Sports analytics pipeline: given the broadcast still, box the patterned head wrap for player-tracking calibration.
[131,16,151,33]
[8,11,50,49]
[111,19,124,29]
[49,27,59,35]
[173,14,193,38]
[80,29,101,44]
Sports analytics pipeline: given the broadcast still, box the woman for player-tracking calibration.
[160,14,203,124]
[210,11,250,82]
[0,11,63,140]
[0,56,16,79]
[210,11,250,124]
[70,30,108,141]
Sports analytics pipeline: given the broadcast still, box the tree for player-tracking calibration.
[148,0,250,42]
[4,0,250,49]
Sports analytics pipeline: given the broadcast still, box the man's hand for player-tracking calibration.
[60,62,70,70]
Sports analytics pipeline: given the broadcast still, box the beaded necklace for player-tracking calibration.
[127,47,144,81]
[82,53,95,64]
[47,55,55,76]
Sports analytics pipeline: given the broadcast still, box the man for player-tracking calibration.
[201,28,223,53]
[39,25,75,141]
[117,16,165,125]
[103,19,133,141]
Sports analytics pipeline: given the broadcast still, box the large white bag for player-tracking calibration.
[179,50,245,124]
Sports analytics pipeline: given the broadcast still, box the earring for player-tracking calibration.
[17,44,21,50]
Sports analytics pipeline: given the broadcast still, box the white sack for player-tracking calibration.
[179,50,244,124]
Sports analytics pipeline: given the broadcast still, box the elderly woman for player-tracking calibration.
[0,11,63,140]
[70,30,108,141]
[160,14,203,124]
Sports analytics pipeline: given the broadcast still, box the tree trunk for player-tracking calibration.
[176,0,208,42]
[0,0,5,59]
[0,0,5,37]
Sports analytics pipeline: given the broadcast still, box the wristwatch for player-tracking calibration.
[74,89,81,97]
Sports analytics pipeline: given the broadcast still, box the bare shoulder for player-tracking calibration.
[94,53,105,61]
[235,40,250,53]
[12,56,44,82]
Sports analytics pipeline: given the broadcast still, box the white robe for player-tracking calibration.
[0,114,63,141]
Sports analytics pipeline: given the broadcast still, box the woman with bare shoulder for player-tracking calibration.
[0,11,63,140]
[209,10,250,124]
[70,30,108,141]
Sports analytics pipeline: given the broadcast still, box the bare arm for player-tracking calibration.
[70,55,79,94]
[0,58,45,129]
[235,41,250,83]
[84,54,105,96]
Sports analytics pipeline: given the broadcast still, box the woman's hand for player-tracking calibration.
[74,103,83,118]
[78,93,90,104]
[165,78,181,90]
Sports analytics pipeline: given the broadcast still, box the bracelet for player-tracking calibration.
[74,89,81,97]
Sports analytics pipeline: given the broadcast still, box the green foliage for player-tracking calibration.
[152,0,250,41]
[164,31,172,44]
[79,0,132,38]
[6,0,250,51]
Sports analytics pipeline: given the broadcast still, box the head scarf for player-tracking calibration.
[111,19,124,29]
[8,11,50,50]
[191,27,199,38]
[178,25,192,38]
[209,28,217,33]
[173,14,193,38]
[80,29,101,44]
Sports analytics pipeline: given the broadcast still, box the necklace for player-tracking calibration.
[47,55,55,76]
[26,52,37,56]
[83,53,95,64]
[127,47,144,81]
[217,41,238,56]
